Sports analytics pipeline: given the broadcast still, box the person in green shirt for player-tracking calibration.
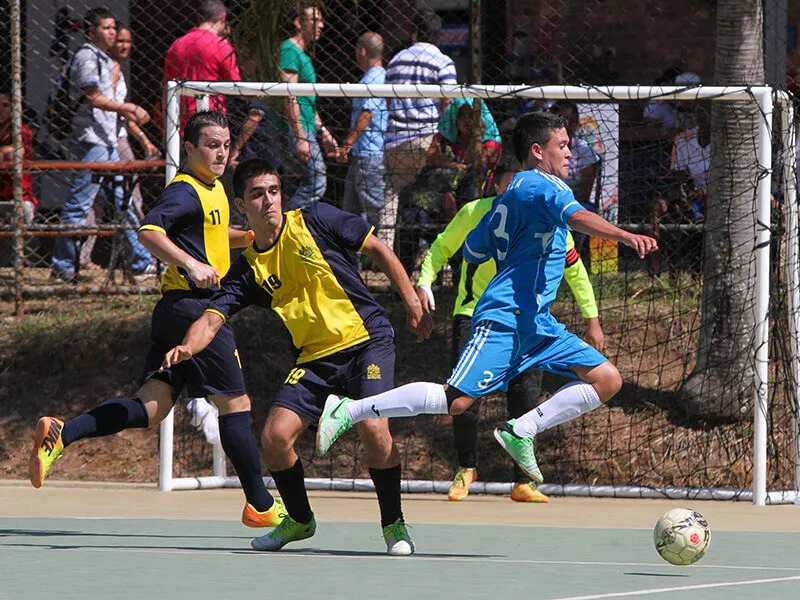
[279,1,338,209]
[415,153,605,503]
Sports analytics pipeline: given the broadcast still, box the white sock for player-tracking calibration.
[345,382,448,424]
[512,381,602,438]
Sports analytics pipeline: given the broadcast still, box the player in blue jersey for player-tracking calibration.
[28,112,285,532]
[316,111,658,483]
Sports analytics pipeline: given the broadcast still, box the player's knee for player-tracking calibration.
[446,386,475,416]
[260,424,291,459]
[595,362,623,402]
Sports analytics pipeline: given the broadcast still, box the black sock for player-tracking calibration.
[270,459,312,524]
[457,451,477,470]
[61,397,149,447]
[218,411,274,512]
[369,464,403,528]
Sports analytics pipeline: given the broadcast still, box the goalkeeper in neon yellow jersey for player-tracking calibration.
[415,153,605,503]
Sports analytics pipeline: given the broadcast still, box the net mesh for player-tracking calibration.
[166,79,798,498]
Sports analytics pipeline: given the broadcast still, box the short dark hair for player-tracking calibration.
[83,6,114,35]
[184,110,228,146]
[197,0,227,25]
[512,112,568,163]
[414,9,442,43]
[495,153,521,179]
[233,158,279,199]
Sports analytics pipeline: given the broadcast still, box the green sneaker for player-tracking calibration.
[382,519,415,556]
[316,394,354,457]
[250,513,316,551]
[493,420,543,483]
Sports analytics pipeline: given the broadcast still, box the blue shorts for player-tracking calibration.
[446,320,607,398]
[272,335,395,423]
[142,291,246,399]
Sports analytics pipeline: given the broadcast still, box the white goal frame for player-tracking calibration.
[158,81,800,507]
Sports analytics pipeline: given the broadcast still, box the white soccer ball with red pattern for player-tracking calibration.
[653,508,710,566]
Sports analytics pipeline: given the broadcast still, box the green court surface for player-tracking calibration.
[1,515,799,600]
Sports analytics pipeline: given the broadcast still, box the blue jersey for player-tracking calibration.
[463,169,585,336]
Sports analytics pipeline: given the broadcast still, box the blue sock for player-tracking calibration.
[219,411,274,512]
[61,397,149,447]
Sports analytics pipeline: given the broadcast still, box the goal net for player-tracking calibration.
[159,81,800,505]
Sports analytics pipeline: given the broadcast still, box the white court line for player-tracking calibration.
[550,575,800,600]
[3,544,800,573]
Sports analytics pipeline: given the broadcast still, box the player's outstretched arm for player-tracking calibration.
[138,229,220,288]
[568,210,658,259]
[162,311,225,370]
[362,235,432,342]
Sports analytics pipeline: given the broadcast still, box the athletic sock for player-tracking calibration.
[512,381,602,438]
[270,459,313,524]
[61,397,149,447]
[345,382,448,424]
[369,465,404,528]
[218,411,274,512]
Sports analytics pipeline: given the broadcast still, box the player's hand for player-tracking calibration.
[161,345,192,370]
[406,304,433,342]
[185,258,220,289]
[622,232,658,259]
[584,317,605,352]
[416,285,436,312]
[227,146,241,168]
[296,138,312,162]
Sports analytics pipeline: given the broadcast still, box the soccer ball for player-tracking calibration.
[653,508,710,566]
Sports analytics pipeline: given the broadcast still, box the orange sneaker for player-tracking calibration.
[510,481,550,503]
[448,467,478,501]
[242,498,287,528]
[29,416,65,489]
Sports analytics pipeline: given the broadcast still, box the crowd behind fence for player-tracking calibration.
[3,1,793,302]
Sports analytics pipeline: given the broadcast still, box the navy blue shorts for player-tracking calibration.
[142,291,247,399]
[272,335,396,423]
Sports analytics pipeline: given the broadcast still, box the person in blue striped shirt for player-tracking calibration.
[317,112,658,487]
[379,9,458,252]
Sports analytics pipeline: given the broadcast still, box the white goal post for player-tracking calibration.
[158,81,800,507]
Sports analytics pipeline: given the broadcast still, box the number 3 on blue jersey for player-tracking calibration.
[492,204,510,261]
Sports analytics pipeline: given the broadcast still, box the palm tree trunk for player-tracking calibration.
[679,0,765,421]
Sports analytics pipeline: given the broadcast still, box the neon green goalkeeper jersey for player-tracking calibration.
[417,196,599,319]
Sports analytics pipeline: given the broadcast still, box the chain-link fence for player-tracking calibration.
[0,2,796,302]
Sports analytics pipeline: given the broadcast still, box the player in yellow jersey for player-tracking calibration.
[28,112,286,532]
[163,158,431,555]
[416,154,605,503]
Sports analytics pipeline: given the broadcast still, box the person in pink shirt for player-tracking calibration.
[163,0,240,130]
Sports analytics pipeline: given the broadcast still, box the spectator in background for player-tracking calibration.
[649,102,710,280]
[643,70,701,132]
[428,97,502,204]
[549,101,600,209]
[0,89,38,224]
[163,0,240,132]
[549,101,601,269]
[79,23,160,270]
[339,32,387,228]
[279,0,338,210]
[50,6,153,282]
[380,9,458,253]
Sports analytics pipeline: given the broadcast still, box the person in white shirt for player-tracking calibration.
[643,71,701,132]
[50,7,153,282]
[379,9,457,252]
